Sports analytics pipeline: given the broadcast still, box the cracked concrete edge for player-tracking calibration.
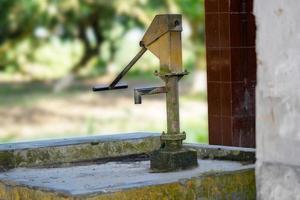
[0,132,161,151]
[0,133,161,170]
[184,143,256,162]
[0,133,256,171]
[0,168,255,200]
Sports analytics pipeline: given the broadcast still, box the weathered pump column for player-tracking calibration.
[93,14,198,172]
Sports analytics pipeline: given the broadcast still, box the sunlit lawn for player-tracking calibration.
[0,76,208,144]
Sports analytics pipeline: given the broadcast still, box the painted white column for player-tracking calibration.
[255,0,300,199]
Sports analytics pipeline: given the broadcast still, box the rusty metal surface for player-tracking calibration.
[109,47,147,88]
[138,14,186,150]
[134,86,166,104]
[92,47,147,91]
[92,14,197,171]
[141,14,182,47]
[142,15,183,74]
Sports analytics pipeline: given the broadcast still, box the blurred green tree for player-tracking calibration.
[175,0,205,69]
[0,0,205,83]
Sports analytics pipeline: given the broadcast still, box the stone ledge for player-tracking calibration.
[0,133,256,199]
[0,132,161,171]
[0,133,256,171]
[185,143,256,163]
[0,160,255,200]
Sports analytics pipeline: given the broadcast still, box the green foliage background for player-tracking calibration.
[0,0,205,79]
[0,0,207,144]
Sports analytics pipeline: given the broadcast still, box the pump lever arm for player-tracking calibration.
[93,47,147,92]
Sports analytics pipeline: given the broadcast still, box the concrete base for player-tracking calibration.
[150,148,198,172]
[0,133,256,199]
[0,159,255,200]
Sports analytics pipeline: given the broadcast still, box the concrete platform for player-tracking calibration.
[0,159,248,196]
[0,133,255,200]
[0,132,161,171]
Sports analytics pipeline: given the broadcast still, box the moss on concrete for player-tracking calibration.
[1,137,160,169]
[184,144,255,163]
[0,183,70,200]
[89,169,255,200]
[193,169,255,199]
[0,168,255,200]
[1,135,255,170]
[0,134,255,199]
[0,151,14,171]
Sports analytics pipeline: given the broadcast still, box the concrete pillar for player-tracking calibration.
[255,0,300,199]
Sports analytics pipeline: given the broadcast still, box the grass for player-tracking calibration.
[184,118,208,144]
[0,77,208,144]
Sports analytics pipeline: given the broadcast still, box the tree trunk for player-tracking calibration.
[53,16,104,92]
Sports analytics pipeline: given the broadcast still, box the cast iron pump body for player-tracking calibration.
[93,14,198,172]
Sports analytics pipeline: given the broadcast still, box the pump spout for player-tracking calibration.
[134,86,166,104]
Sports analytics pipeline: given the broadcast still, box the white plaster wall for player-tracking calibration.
[255,0,300,199]
[255,0,300,166]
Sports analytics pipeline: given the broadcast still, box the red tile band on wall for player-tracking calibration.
[205,0,219,13]
[205,0,256,147]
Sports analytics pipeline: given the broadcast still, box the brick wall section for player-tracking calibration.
[205,0,256,147]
